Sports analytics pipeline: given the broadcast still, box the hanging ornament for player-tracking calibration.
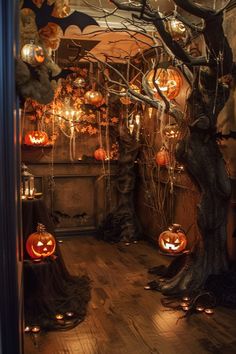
[21,42,45,66]
[84,90,103,105]
[155,147,170,166]
[158,223,187,255]
[24,130,49,146]
[26,223,56,259]
[120,84,140,105]
[73,76,86,88]
[147,67,182,100]
[94,147,107,161]
[165,17,189,43]
[163,123,179,139]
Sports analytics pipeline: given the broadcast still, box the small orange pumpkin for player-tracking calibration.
[155,148,169,166]
[24,130,49,147]
[147,67,182,100]
[84,90,103,105]
[94,147,107,161]
[26,223,56,259]
[158,223,187,254]
[21,43,45,66]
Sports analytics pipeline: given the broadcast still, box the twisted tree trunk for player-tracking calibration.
[98,124,142,243]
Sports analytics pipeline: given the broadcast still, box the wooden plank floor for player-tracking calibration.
[24,236,236,354]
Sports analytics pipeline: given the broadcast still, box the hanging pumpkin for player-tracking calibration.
[155,147,169,166]
[94,147,107,161]
[120,84,140,105]
[165,17,189,43]
[158,223,187,254]
[147,67,182,100]
[84,90,103,105]
[21,43,45,66]
[24,130,49,147]
[26,223,56,259]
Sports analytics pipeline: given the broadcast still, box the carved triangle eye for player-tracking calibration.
[47,240,53,246]
[37,241,44,246]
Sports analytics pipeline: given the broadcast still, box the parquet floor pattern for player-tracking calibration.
[24,236,236,354]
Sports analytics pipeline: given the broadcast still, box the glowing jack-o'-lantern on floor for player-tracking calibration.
[21,43,45,66]
[84,90,103,105]
[24,131,49,147]
[120,84,140,105]
[94,147,107,161]
[147,67,182,100]
[26,223,56,259]
[158,223,187,254]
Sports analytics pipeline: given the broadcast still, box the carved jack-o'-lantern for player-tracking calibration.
[158,224,187,254]
[94,147,107,161]
[26,223,56,259]
[84,90,103,105]
[155,147,169,166]
[24,131,49,147]
[120,84,140,105]
[147,67,182,100]
[21,43,45,66]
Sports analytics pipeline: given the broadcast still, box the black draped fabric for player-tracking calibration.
[22,199,91,331]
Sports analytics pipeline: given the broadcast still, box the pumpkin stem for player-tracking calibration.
[37,223,46,233]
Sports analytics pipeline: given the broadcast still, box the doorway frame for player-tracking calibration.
[0,1,23,353]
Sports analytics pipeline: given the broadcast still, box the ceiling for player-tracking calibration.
[63,0,174,62]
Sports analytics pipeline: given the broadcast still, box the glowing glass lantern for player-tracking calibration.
[26,223,56,259]
[165,17,189,43]
[147,67,182,100]
[24,130,49,147]
[158,223,187,254]
[21,163,34,199]
[21,43,45,66]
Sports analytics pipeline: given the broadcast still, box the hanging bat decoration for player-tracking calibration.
[22,0,99,33]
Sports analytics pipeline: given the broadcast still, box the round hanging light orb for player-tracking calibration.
[84,90,103,105]
[165,17,189,43]
[158,223,187,255]
[21,43,45,66]
[73,76,86,88]
[147,67,182,100]
[163,123,179,139]
[120,84,140,105]
[155,147,169,166]
[24,130,49,146]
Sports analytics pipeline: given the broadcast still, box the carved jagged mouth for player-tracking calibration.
[163,241,181,250]
[29,136,45,145]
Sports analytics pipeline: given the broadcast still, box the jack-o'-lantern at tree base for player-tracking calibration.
[158,223,187,255]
